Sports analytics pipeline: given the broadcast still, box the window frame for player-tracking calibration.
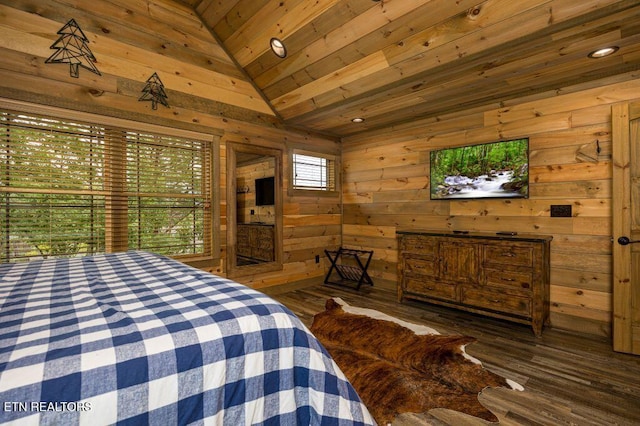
[289,148,340,197]
[0,98,220,265]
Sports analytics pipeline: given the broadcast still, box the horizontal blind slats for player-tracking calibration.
[292,153,335,191]
[1,109,212,262]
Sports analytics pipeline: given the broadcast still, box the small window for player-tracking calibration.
[292,150,337,192]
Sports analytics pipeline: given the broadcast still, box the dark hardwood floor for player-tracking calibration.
[263,279,640,426]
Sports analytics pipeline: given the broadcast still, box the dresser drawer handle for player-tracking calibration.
[501,277,516,282]
[503,252,516,257]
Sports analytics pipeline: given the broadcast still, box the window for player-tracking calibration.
[0,108,213,262]
[292,150,337,192]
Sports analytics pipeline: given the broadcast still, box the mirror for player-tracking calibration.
[226,143,282,277]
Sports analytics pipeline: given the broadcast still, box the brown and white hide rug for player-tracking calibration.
[310,298,523,425]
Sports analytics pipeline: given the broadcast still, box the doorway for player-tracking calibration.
[226,143,282,278]
[612,102,640,355]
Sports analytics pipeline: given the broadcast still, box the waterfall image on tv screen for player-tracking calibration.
[430,138,529,200]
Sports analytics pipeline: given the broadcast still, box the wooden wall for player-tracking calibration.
[0,0,340,289]
[342,74,640,337]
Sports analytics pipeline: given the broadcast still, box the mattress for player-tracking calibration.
[0,251,373,425]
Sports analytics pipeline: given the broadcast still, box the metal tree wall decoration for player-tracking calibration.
[45,19,101,78]
[139,73,169,110]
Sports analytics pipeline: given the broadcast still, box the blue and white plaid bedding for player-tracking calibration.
[0,251,374,425]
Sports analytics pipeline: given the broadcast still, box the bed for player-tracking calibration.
[0,251,374,425]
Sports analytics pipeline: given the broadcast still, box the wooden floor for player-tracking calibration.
[263,280,640,426]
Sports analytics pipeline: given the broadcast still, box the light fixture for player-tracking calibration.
[588,46,619,58]
[270,38,287,58]
[351,117,365,123]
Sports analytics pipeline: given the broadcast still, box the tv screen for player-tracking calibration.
[430,138,529,200]
[255,176,275,206]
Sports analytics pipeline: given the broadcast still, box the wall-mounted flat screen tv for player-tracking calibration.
[255,176,275,206]
[430,138,529,200]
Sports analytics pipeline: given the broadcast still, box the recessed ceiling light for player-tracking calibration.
[588,46,619,58]
[351,117,365,123]
[270,38,287,58]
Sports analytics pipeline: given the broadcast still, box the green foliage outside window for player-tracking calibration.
[0,111,211,263]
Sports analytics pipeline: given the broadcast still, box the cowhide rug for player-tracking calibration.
[310,298,523,425]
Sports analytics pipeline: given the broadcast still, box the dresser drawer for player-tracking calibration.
[255,237,274,250]
[461,286,531,317]
[404,277,456,301]
[483,244,533,267]
[253,247,274,262]
[404,256,437,277]
[254,226,274,239]
[484,268,533,291]
[400,235,436,254]
[237,232,250,245]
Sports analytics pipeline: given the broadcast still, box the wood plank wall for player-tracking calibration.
[342,75,640,338]
[0,0,340,289]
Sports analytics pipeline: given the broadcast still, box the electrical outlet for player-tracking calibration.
[550,205,572,217]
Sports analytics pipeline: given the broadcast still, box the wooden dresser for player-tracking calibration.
[397,230,552,336]
[237,223,275,262]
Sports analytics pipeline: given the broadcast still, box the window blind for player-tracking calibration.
[125,132,209,255]
[292,153,336,191]
[0,109,212,262]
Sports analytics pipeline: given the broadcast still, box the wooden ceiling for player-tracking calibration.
[181,0,640,138]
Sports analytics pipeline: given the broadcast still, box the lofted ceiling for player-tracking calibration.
[1,1,639,139]
[181,0,640,138]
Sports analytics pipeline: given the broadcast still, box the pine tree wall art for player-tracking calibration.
[45,19,101,78]
[139,73,169,110]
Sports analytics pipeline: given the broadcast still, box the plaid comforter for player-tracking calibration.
[0,251,373,425]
